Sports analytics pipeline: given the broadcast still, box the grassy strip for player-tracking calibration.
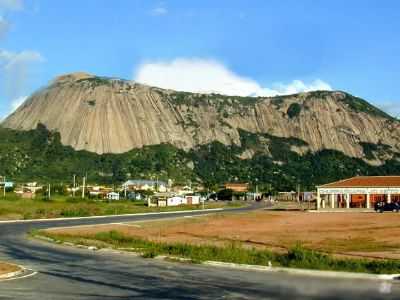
[0,195,242,220]
[33,230,400,274]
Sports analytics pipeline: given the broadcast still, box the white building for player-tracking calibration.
[317,176,400,209]
[106,192,120,201]
[167,196,186,206]
[185,195,200,205]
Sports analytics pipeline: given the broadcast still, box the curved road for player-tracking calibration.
[0,206,399,299]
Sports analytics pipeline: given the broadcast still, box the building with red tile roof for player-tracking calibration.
[317,176,400,210]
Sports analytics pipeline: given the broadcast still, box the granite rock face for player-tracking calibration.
[3,72,400,164]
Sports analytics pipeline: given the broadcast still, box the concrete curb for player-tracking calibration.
[0,207,224,224]
[33,235,400,282]
[307,209,375,213]
[204,261,400,281]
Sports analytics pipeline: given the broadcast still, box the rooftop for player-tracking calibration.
[319,176,400,188]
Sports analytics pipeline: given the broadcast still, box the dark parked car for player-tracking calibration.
[374,201,400,213]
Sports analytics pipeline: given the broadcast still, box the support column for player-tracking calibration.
[346,194,350,209]
[322,197,325,209]
[366,193,370,209]
[316,189,321,210]
[331,194,335,209]
[388,194,392,203]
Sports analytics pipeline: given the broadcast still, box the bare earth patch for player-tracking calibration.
[0,262,20,276]
[46,211,400,260]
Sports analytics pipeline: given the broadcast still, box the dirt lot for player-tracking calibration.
[0,262,19,276]
[47,211,400,260]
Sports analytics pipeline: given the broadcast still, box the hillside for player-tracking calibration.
[0,124,399,191]
[1,72,399,190]
[3,72,400,166]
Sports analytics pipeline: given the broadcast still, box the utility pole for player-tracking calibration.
[73,174,76,198]
[3,176,5,198]
[48,183,51,199]
[82,176,86,199]
[254,178,258,201]
[297,184,300,203]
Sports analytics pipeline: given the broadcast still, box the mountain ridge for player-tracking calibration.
[2,72,400,166]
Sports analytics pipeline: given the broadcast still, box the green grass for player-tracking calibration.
[0,194,237,220]
[33,230,400,275]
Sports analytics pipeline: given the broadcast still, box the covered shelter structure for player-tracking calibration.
[317,176,400,210]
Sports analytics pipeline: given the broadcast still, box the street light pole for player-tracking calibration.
[73,174,76,198]
[82,176,86,199]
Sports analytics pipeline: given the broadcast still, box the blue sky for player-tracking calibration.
[0,0,399,118]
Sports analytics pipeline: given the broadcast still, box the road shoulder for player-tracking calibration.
[31,233,400,282]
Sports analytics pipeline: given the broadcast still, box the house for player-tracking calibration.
[122,179,168,192]
[167,196,186,206]
[126,191,143,201]
[15,182,43,198]
[87,186,113,198]
[106,192,120,201]
[185,195,200,205]
[149,192,199,207]
[317,176,400,209]
[24,182,43,194]
[148,192,175,207]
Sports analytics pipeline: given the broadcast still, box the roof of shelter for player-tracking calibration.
[319,176,400,188]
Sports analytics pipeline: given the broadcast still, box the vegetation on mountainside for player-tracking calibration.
[0,124,193,185]
[287,103,302,118]
[191,131,400,191]
[0,124,399,191]
[360,142,393,160]
[76,76,112,87]
[339,93,395,120]
[163,90,261,108]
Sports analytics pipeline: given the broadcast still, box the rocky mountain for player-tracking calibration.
[3,72,400,166]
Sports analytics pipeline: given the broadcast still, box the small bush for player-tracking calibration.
[287,103,302,119]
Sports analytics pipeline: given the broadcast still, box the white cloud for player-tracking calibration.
[0,49,43,69]
[0,49,44,102]
[150,3,167,16]
[0,0,23,12]
[0,0,23,40]
[134,58,332,97]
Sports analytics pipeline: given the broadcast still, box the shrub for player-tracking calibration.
[287,103,302,119]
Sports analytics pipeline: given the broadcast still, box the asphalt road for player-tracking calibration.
[0,205,399,299]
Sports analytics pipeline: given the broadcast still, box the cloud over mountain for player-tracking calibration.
[134,58,332,97]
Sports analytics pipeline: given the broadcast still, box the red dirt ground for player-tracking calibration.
[47,211,400,260]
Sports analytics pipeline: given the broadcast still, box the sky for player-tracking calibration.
[0,0,399,118]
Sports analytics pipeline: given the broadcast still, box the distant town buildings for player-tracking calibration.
[149,192,201,207]
[122,179,168,192]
